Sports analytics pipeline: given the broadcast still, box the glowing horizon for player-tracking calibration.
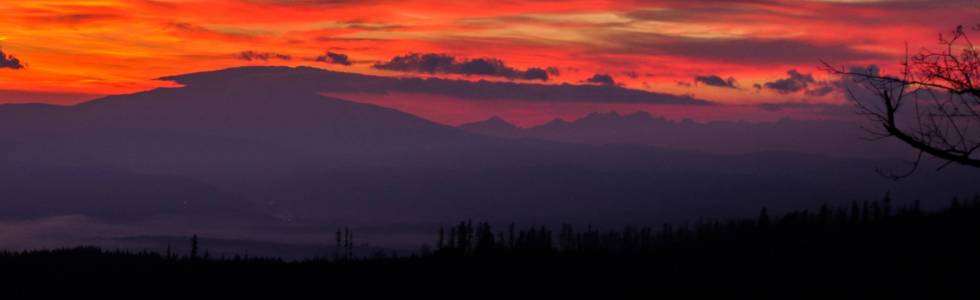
[0,0,975,116]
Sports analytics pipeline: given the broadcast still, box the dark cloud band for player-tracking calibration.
[612,33,888,65]
[163,66,712,105]
[373,53,555,81]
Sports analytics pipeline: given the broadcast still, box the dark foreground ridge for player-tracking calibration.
[4,195,979,298]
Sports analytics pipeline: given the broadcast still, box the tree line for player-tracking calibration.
[2,194,978,298]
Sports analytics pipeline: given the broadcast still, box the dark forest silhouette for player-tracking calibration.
[3,195,978,298]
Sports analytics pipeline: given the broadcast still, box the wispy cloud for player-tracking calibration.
[237,51,292,61]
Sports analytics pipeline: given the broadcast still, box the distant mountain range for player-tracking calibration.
[162,66,710,105]
[459,112,913,159]
[0,66,976,253]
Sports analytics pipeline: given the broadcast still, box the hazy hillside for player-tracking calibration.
[460,112,914,159]
[0,66,977,252]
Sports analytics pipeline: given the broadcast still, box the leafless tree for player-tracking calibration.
[824,25,980,178]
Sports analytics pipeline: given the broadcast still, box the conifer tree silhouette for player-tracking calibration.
[190,234,199,260]
[344,227,353,260]
[437,227,445,250]
[335,228,343,261]
[758,207,771,228]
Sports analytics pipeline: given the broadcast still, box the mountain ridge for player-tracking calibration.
[1,66,977,251]
[457,111,914,159]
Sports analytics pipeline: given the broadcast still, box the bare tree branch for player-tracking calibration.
[821,25,980,172]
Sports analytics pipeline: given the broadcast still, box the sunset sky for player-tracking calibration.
[0,0,976,124]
